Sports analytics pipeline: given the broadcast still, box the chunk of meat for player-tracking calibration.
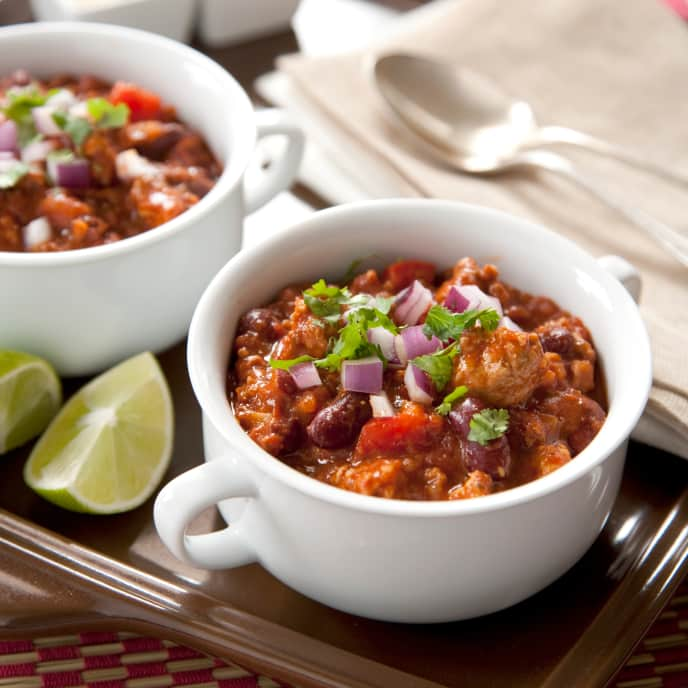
[508,409,562,449]
[448,470,494,499]
[453,328,546,407]
[307,392,372,449]
[38,190,91,229]
[534,441,572,477]
[424,466,449,500]
[128,177,198,228]
[0,214,21,251]
[83,129,119,186]
[271,298,334,361]
[330,458,406,498]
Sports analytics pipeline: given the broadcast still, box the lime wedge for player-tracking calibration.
[24,352,173,514]
[0,350,62,454]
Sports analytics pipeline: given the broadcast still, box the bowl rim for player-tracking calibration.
[188,198,653,518]
[0,21,255,266]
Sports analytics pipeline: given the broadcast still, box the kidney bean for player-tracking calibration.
[462,436,511,480]
[567,397,606,455]
[538,326,575,356]
[237,308,281,340]
[307,392,372,449]
[448,397,487,438]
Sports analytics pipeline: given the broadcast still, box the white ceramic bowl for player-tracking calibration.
[0,22,303,376]
[154,200,651,623]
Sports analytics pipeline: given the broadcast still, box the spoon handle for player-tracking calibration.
[516,150,688,269]
[525,125,688,188]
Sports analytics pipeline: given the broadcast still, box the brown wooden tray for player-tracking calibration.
[2,2,688,686]
[1,340,688,688]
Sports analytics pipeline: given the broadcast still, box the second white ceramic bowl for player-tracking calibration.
[155,200,651,623]
[0,22,304,376]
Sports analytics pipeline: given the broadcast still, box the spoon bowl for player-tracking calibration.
[374,53,536,167]
[372,52,688,268]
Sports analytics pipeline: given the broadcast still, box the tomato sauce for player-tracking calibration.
[229,258,607,501]
[0,71,221,252]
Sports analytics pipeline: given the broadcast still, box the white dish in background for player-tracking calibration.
[197,0,301,47]
[29,0,197,43]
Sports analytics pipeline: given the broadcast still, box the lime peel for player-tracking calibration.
[0,350,61,454]
[24,351,173,514]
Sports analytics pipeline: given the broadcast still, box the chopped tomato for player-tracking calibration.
[383,259,436,291]
[355,409,440,458]
[109,81,161,122]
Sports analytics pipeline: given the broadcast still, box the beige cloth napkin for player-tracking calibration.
[277,0,688,458]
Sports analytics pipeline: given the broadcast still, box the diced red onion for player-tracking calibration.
[32,106,62,136]
[48,156,91,189]
[69,101,90,121]
[394,279,433,325]
[449,284,503,317]
[404,364,434,405]
[0,151,16,161]
[444,285,470,313]
[367,326,396,361]
[46,89,78,111]
[22,216,51,249]
[500,316,523,332]
[115,149,160,182]
[289,361,321,389]
[0,120,18,153]
[341,356,383,394]
[21,139,56,164]
[369,391,395,417]
[393,325,442,365]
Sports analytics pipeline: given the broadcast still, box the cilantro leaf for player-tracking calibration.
[423,304,500,342]
[303,279,349,322]
[315,306,394,371]
[269,355,315,371]
[87,98,130,128]
[3,87,47,123]
[0,160,29,189]
[435,385,469,415]
[51,111,92,147]
[468,408,510,445]
[2,87,47,146]
[411,342,459,391]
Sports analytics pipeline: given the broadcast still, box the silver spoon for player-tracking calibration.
[373,53,688,268]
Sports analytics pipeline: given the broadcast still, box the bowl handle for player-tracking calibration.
[243,108,305,214]
[597,255,642,302]
[153,458,258,570]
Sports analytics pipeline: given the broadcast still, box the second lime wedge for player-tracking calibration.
[24,352,173,514]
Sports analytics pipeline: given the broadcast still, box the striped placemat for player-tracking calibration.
[0,633,296,688]
[1,579,686,688]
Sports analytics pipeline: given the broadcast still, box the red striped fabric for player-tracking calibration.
[42,670,82,688]
[0,640,33,653]
[83,654,122,670]
[37,646,80,662]
[0,662,35,677]
[120,637,164,653]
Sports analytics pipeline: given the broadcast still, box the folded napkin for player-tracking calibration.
[276,0,688,458]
